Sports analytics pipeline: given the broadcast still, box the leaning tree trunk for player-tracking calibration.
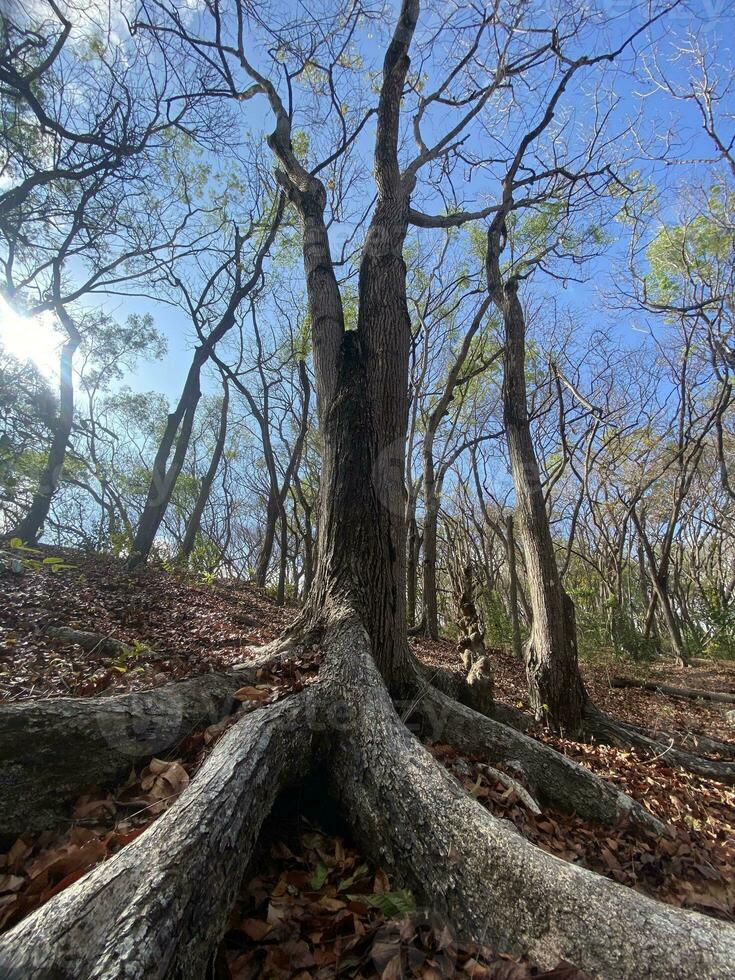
[487,225,586,730]
[128,350,205,568]
[179,378,230,562]
[12,310,80,544]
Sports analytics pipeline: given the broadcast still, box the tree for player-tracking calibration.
[178,372,231,564]
[2,3,735,977]
[126,196,284,567]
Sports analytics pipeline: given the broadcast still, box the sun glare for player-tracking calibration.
[0,295,62,381]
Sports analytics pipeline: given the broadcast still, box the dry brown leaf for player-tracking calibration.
[234,685,271,702]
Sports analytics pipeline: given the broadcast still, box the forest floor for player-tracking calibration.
[1,547,734,976]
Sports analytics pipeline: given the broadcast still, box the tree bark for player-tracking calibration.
[611,676,735,704]
[422,467,440,638]
[584,705,735,784]
[0,690,312,978]
[0,666,264,841]
[320,617,735,980]
[505,512,523,660]
[406,509,420,629]
[179,378,230,562]
[286,0,420,691]
[487,225,586,730]
[412,684,665,833]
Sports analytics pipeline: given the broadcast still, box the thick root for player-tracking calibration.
[611,676,735,704]
[612,716,735,762]
[584,706,735,785]
[319,615,735,979]
[0,663,269,841]
[0,690,314,979]
[410,683,665,833]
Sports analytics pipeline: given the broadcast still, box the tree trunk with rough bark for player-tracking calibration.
[0,690,312,978]
[0,665,264,841]
[505,513,523,660]
[6,6,735,977]
[486,224,586,730]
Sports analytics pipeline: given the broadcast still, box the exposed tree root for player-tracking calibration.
[0,690,314,979]
[479,762,542,815]
[611,675,735,704]
[609,715,735,762]
[407,683,665,833]
[661,729,735,760]
[319,615,735,979]
[0,662,270,841]
[3,616,735,978]
[43,626,133,657]
[584,705,735,785]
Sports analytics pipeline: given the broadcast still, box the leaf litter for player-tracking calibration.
[217,816,590,979]
[1,551,734,963]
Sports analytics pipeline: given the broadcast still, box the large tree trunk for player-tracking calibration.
[12,310,80,544]
[487,226,586,730]
[179,378,230,563]
[291,4,419,691]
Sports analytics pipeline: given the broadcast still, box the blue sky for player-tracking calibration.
[2,0,733,406]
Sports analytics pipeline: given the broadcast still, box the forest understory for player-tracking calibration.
[1,553,734,978]
[3,0,735,974]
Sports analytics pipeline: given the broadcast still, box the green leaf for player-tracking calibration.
[310,862,329,890]
[352,890,416,917]
[43,556,64,564]
[337,864,370,892]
